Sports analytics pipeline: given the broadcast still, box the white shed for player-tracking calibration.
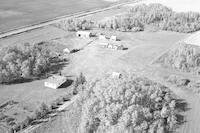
[99,35,107,40]
[110,36,117,41]
[76,31,92,38]
[44,75,67,89]
[63,48,70,54]
[112,72,122,78]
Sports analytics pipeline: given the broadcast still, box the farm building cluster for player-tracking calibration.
[75,31,125,50]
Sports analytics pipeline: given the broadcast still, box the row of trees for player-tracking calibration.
[98,4,200,33]
[55,18,94,31]
[0,43,59,84]
[156,42,200,75]
[77,74,178,133]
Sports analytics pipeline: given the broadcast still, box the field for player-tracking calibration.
[126,0,200,12]
[0,0,122,33]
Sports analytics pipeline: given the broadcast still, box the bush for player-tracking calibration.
[73,73,86,95]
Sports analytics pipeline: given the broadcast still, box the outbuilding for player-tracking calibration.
[99,35,107,40]
[112,72,122,78]
[76,31,92,38]
[110,36,117,41]
[44,75,67,89]
[63,48,70,54]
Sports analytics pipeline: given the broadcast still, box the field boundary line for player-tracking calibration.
[0,0,141,39]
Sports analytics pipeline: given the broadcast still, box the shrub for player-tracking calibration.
[73,73,86,95]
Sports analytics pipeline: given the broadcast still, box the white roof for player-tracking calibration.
[77,31,91,35]
[45,75,67,85]
[184,31,200,46]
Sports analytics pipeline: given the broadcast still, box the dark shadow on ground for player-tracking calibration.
[175,99,190,129]
[122,47,128,50]
[59,79,74,88]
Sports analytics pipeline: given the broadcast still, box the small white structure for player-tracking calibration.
[76,31,92,38]
[44,75,67,89]
[110,36,117,41]
[112,72,122,78]
[184,31,200,47]
[99,35,107,40]
[105,43,124,50]
[63,48,70,54]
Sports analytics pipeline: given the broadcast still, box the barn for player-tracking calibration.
[76,31,92,38]
[44,75,67,89]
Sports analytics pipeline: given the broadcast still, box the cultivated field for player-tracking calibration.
[0,0,122,33]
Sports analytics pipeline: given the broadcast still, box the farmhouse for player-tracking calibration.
[44,75,67,89]
[76,31,92,38]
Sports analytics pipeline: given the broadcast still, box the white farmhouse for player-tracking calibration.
[76,31,92,38]
[44,75,67,89]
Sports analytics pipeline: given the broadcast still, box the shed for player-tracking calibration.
[99,35,107,40]
[110,36,117,41]
[63,48,70,54]
[44,75,67,89]
[112,72,122,78]
[76,31,92,38]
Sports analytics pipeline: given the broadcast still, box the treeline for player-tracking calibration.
[98,4,200,33]
[55,18,94,31]
[55,4,200,33]
[0,43,62,84]
[155,42,200,75]
[97,15,144,32]
[77,74,178,133]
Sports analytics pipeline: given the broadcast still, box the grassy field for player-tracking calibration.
[0,0,121,33]
[29,30,189,133]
